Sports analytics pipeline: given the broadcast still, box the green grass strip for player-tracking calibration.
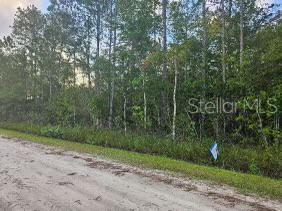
[0,128,281,200]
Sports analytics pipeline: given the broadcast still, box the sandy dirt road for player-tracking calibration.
[0,136,281,211]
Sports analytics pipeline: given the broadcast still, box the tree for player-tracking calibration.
[0,0,280,144]
[12,6,45,100]
[161,0,168,130]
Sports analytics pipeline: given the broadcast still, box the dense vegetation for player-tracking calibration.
[1,122,281,178]
[0,1,281,178]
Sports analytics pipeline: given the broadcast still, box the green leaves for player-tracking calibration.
[0,0,281,153]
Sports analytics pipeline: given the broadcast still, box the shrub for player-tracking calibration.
[0,122,281,179]
[41,126,63,139]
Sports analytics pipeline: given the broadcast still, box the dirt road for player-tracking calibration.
[0,136,280,211]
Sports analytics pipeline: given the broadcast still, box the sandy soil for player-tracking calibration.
[0,136,281,211]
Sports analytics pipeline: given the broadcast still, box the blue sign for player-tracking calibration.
[210,143,219,161]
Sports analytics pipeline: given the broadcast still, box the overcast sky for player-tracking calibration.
[0,0,281,38]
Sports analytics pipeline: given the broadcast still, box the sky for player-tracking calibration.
[0,0,281,38]
[0,0,49,37]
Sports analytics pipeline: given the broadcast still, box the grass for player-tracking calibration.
[1,122,281,179]
[0,128,281,200]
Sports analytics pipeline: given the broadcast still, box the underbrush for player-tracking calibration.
[0,122,281,179]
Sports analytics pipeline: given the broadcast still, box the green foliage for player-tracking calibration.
[176,113,197,140]
[1,122,280,179]
[249,162,261,176]
[41,126,63,139]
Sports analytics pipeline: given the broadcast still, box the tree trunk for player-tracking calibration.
[86,15,91,88]
[108,0,117,129]
[73,50,76,86]
[123,94,127,133]
[108,0,113,128]
[143,74,147,129]
[228,0,232,17]
[153,0,157,42]
[221,0,226,83]
[96,3,101,59]
[221,0,227,139]
[172,59,178,141]
[108,0,113,60]
[109,79,115,128]
[96,1,101,92]
[94,1,102,127]
[275,115,279,130]
[257,112,267,145]
[161,0,168,129]
[202,0,207,77]
[49,70,52,101]
[227,0,232,74]
[240,0,244,68]
[200,0,207,142]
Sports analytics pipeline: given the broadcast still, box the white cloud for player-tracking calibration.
[0,0,44,38]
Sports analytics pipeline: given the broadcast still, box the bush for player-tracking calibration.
[0,122,281,179]
[41,126,63,139]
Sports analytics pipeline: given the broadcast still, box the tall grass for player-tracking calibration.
[0,122,281,178]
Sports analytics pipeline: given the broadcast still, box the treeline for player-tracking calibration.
[0,0,281,146]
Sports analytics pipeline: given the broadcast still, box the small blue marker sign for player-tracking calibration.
[210,143,219,161]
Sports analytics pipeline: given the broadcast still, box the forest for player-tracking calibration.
[0,0,281,178]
